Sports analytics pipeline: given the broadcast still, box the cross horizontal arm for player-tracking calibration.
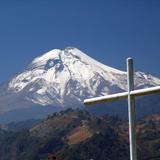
[84,86,160,105]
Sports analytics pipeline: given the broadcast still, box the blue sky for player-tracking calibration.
[0,0,160,83]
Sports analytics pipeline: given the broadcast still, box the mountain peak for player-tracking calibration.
[4,47,160,112]
[29,47,84,69]
[32,47,80,62]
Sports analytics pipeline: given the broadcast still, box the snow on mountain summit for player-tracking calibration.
[8,47,160,107]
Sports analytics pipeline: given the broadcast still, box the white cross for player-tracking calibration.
[84,58,160,160]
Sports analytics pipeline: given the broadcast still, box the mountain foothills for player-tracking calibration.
[0,109,160,160]
[0,47,160,122]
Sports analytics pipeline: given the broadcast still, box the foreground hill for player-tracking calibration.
[0,109,160,160]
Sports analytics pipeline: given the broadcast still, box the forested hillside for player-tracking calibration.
[0,109,160,160]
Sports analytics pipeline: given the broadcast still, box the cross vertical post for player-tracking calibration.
[127,58,137,160]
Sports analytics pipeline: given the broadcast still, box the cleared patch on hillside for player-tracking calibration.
[67,125,92,145]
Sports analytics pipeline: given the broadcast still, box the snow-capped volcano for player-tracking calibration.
[8,47,160,107]
[0,47,160,122]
